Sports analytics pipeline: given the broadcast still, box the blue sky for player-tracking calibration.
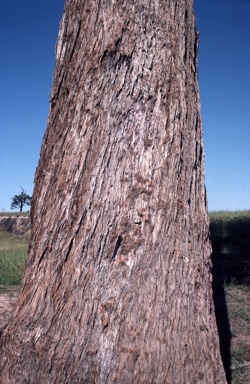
[0,0,249,212]
[195,0,250,211]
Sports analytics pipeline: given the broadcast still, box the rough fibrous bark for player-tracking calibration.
[1,0,226,383]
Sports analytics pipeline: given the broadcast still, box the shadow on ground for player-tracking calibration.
[210,213,250,383]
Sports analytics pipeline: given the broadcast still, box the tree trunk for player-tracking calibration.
[0,1,226,383]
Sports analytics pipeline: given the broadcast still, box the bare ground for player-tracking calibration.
[0,286,19,334]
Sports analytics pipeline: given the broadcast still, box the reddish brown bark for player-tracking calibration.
[1,0,226,383]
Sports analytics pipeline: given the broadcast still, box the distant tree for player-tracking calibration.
[10,186,31,212]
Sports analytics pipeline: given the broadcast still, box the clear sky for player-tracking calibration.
[0,0,249,212]
[195,0,250,211]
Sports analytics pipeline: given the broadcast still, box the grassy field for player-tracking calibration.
[0,232,28,285]
[0,210,249,382]
[226,284,250,383]
[209,210,250,383]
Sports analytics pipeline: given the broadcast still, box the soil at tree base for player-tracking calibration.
[0,286,19,335]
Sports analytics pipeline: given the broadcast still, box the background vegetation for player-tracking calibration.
[0,232,28,285]
[210,210,250,285]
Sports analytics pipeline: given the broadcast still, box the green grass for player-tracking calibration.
[0,232,28,285]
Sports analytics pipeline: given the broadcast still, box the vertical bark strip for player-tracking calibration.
[1,1,226,383]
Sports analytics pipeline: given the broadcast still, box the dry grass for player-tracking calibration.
[0,285,20,334]
[226,284,250,384]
